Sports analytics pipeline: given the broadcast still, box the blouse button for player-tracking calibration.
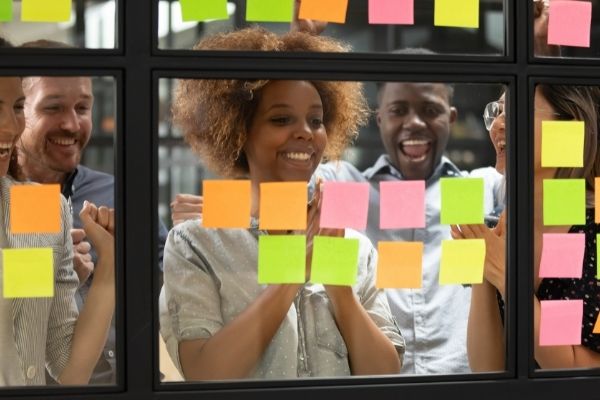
[26,366,36,379]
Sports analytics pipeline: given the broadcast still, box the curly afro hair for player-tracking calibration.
[172,26,369,178]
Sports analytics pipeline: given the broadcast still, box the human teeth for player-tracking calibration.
[402,139,429,146]
[49,138,76,146]
[497,140,506,150]
[0,142,12,150]
[286,152,310,161]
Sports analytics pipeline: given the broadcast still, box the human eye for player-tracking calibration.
[270,115,292,125]
[43,104,61,113]
[14,101,24,113]
[76,103,92,114]
[423,103,444,118]
[309,116,324,129]
[388,104,408,116]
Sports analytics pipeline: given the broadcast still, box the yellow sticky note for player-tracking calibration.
[434,0,479,29]
[298,0,349,24]
[259,182,307,230]
[10,184,61,234]
[542,120,584,168]
[3,248,54,298]
[439,239,486,285]
[22,0,72,22]
[596,177,600,224]
[202,180,251,228]
[376,241,423,289]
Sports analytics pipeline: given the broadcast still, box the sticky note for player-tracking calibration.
[380,180,425,229]
[320,182,370,230]
[541,121,585,167]
[258,235,306,284]
[247,0,293,22]
[0,0,12,21]
[202,180,251,228]
[376,241,423,289]
[440,178,484,225]
[547,0,592,48]
[539,299,583,346]
[178,0,228,22]
[539,233,585,278]
[597,234,600,279]
[21,0,72,22]
[310,236,359,286]
[10,184,61,234]
[259,182,307,230]
[434,0,479,29]
[439,239,485,285]
[543,179,586,226]
[368,0,414,25]
[593,313,600,334]
[3,248,54,298]
[298,0,348,23]
[595,177,600,223]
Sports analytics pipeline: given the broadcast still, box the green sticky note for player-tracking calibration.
[434,0,479,28]
[597,234,599,279]
[439,239,485,285]
[21,0,72,22]
[440,177,484,225]
[179,0,228,22]
[247,0,294,22]
[0,0,12,21]
[258,235,306,284]
[542,121,585,168]
[543,179,586,226]
[3,248,54,298]
[310,236,359,286]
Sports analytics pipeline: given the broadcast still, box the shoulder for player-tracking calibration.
[317,160,364,182]
[75,165,114,184]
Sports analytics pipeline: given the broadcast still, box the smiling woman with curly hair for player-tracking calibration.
[160,26,405,381]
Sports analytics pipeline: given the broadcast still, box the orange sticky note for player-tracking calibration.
[10,184,61,234]
[594,313,600,334]
[259,182,307,230]
[595,177,600,223]
[202,180,251,228]
[376,241,423,289]
[298,0,349,23]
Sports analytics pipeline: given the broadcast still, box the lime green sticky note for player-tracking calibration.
[440,177,484,225]
[21,0,72,22]
[247,0,294,22]
[258,235,306,284]
[3,248,54,298]
[543,179,586,226]
[542,121,585,168]
[434,0,479,28]
[0,0,12,21]
[596,234,600,279]
[179,0,228,22]
[439,239,485,285]
[310,236,359,286]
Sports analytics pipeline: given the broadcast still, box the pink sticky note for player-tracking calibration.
[547,0,592,48]
[379,181,425,229]
[539,299,583,346]
[320,182,370,230]
[539,233,585,278]
[368,0,414,25]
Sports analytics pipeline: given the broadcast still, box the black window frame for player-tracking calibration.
[2,0,600,398]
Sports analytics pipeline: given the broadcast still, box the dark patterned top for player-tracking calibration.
[537,209,600,353]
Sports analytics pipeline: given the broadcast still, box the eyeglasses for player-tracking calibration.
[483,101,504,131]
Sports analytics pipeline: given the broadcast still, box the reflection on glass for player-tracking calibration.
[533,84,600,370]
[0,71,117,386]
[157,60,506,382]
[0,0,116,49]
[157,0,505,55]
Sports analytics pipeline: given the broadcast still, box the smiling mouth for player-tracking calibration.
[399,139,431,163]
[48,137,77,146]
[0,141,12,159]
[496,139,506,154]
[284,152,312,161]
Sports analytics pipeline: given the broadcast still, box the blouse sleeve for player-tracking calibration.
[45,198,79,379]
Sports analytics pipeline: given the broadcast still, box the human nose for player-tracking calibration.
[293,120,313,140]
[403,109,426,130]
[59,109,81,132]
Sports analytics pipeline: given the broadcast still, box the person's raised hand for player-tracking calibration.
[79,200,115,260]
[71,228,94,285]
[171,194,203,227]
[533,0,560,57]
[290,0,328,35]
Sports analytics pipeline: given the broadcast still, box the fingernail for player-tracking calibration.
[83,200,89,207]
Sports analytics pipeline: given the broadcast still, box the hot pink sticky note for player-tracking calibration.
[547,0,592,48]
[539,299,583,346]
[379,180,425,229]
[539,233,585,278]
[368,0,414,25]
[320,182,370,230]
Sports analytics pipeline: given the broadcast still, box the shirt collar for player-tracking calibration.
[363,154,464,184]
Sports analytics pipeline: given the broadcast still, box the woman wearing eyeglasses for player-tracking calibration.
[457,85,600,371]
